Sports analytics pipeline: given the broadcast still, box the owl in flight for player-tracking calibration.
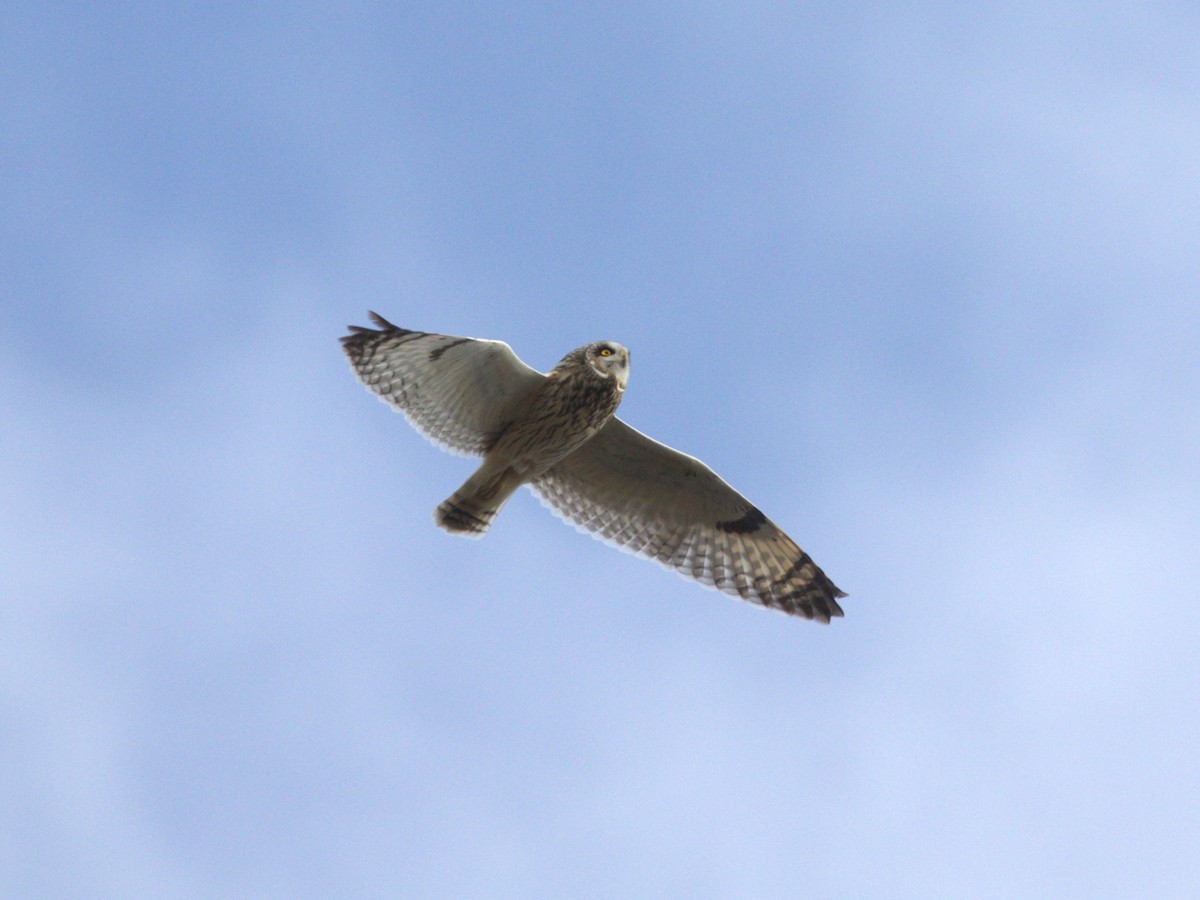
[341,313,845,621]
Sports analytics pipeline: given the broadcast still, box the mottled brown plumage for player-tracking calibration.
[435,341,627,534]
[341,313,845,622]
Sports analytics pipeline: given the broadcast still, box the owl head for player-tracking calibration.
[584,341,630,391]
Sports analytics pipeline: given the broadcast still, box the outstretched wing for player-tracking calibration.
[341,312,545,456]
[531,418,845,621]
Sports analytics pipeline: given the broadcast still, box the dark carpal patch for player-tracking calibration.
[716,507,766,534]
[429,337,474,362]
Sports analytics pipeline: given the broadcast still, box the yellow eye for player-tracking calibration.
[598,347,613,357]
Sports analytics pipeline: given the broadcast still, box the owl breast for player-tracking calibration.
[489,368,622,477]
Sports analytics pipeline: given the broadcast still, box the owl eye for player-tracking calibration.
[598,347,613,357]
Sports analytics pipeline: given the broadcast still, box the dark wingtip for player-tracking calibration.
[818,578,847,621]
[368,310,402,331]
[339,327,371,346]
[340,311,412,351]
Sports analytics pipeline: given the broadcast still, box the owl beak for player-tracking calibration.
[613,358,629,391]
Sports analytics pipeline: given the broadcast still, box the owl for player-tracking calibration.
[341,313,845,621]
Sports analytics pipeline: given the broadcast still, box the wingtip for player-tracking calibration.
[341,311,410,348]
[821,586,847,622]
[368,310,401,331]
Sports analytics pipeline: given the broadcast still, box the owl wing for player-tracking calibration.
[531,417,845,621]
[341,312,545,456]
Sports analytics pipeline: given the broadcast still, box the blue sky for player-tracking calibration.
[3,3,1199,897]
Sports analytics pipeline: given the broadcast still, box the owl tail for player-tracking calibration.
[435,465,522,537]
